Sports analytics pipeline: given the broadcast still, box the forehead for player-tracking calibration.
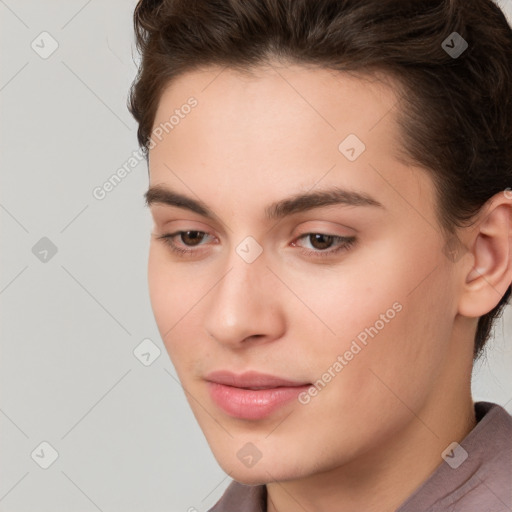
[151,63,408,164]
[147,64,436,228]
[151,64,402,156]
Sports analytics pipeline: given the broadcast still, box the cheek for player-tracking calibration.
[148,245,196,322]
[147,245,211,369]
[297,244,454,407]
[147,246,170,329]
[147,247,186,353]
[289,254,405,353]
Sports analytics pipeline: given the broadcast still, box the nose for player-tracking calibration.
[203,248,286,349]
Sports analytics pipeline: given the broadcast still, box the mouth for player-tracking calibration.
[204,370,312,420]
[238,386,287,390]
[204,369,311,388]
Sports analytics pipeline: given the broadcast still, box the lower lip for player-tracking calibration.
[206,381,312,420]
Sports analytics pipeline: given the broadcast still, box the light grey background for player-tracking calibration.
[1,1,511,511]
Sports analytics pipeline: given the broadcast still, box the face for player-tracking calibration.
[146,64,464,484]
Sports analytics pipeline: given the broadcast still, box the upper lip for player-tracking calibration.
[205,370,311,389]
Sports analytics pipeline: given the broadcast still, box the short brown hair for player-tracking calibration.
[128,0,512,360]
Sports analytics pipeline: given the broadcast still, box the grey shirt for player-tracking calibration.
[208,401,512,512]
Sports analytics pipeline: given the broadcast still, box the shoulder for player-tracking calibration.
[398,401,512,512]
[461,402,512,511]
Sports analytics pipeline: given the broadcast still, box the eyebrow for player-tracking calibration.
[144,184,384,221]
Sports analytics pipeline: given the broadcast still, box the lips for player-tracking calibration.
[204,370,310,389]
[204,370,313,420]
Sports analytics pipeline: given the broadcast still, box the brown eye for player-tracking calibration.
[155,230,213,256]
[292,233,357,259]
[307,234,336,250]
[179,231,207,246]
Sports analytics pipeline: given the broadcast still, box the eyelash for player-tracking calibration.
[155,231,356,259]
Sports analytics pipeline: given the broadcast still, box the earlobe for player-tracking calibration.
[457,196,512,318]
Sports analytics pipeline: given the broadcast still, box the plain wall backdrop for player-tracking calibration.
[1,1,511,511]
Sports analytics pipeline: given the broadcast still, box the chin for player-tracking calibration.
[221,457,306,486]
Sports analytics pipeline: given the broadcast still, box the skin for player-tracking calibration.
[145,63,512,512]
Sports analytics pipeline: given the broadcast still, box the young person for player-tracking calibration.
[128,0,512,510]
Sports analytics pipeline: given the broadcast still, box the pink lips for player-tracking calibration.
[205,370,312,420]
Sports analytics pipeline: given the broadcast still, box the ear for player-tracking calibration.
[457,190,512,318]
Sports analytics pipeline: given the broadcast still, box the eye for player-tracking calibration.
[155,230,356,259]
[291,233,356,259]
[155,230,212,256]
